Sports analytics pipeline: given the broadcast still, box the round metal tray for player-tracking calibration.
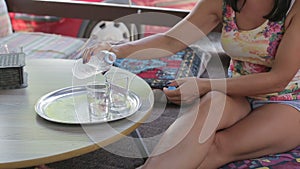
[35,86,141,124]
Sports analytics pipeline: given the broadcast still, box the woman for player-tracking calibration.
[83,0,300,168]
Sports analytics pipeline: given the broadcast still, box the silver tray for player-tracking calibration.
[35,86,141,124]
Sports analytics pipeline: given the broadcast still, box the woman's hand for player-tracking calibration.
[163,77,210,105]
[82,40,113,64]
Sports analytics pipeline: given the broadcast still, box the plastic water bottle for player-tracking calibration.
[72,35,116,79]
[73,50,116,79]
[89,50,116,74]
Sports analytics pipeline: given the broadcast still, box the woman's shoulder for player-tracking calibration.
[285,0,300,29]
[187,0,224,25]
[194,0,224,20]
[192,0,223,14]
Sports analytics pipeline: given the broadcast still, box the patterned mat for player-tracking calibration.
[114,47,209,89]
[221,146,300,169]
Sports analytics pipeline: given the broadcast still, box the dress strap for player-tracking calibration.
[287,0,296,15]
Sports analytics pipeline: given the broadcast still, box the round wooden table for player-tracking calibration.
[0,59,154,168]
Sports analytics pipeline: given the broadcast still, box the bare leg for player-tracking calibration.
[141,91,251,169]
[198,104,300,169]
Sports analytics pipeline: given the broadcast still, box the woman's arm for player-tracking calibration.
[110,0,223,59]
[165,2,300,104]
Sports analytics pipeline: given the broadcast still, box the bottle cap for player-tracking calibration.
[167,86,176,90]
[103,51,116,64]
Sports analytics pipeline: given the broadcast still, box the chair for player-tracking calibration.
[0,0,84,59]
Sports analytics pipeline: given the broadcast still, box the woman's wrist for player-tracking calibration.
[199,78,212,95]
[110,43,130,59]
[110,45,121,58]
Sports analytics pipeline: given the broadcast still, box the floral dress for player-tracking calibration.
[221,1,300,101]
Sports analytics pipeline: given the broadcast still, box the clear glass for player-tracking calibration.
[86,81,110,121]
[105,71,130,112]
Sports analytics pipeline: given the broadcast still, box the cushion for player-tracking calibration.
[221,146,300,168]
[114,46,211,89]
[0,0,84,59]
[0,0,12,37]
[0,32,84,59]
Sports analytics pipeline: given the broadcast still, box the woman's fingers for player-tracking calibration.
[82,41,112,64]
[163,78,199,105]
[163,87,189,104]
[82,48,93,63]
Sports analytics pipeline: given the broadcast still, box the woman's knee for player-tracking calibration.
[199,91,248,130]
[201,91,228,104]
[183,91,225,117]
[197,91,228,116]
[200,91,233,114]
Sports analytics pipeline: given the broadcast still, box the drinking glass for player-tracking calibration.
[105,71,130,112]
[86,81,109,121]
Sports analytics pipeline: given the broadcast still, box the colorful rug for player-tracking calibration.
[221,146,300,169]
[114,47,208,89]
